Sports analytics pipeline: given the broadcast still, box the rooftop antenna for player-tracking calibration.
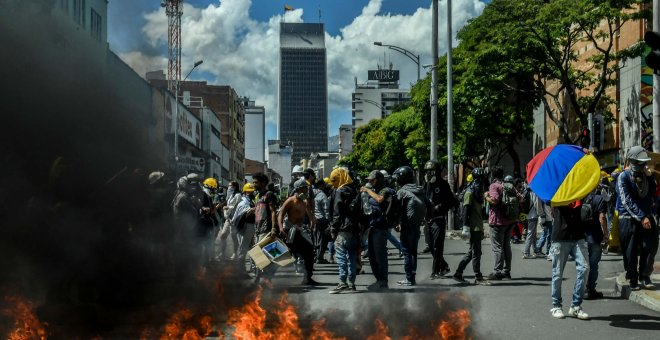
[318,5,322,23]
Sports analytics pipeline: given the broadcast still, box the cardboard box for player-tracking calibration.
[247,233,295,270]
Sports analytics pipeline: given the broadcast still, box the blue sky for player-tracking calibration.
[108,0,488,144]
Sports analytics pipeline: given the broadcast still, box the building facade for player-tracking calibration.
[279,22,328,165]
[267,140,293,188]
[351,68,411,130]
[338,124,353,159]
[243,97,266,163]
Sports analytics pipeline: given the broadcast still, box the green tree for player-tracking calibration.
[483,0,649,143]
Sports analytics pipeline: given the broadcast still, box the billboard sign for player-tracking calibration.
[368,69,399,82]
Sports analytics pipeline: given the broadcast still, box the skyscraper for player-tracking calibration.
[279,22,328,165]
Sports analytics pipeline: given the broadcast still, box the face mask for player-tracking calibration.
[203,187,213,197]
[227,187,235,198]
[425,172,436,184]
[296,193,307,200]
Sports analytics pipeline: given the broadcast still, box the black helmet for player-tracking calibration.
[393,166,414,186]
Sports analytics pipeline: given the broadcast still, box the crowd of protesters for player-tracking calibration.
[149,144,657,321]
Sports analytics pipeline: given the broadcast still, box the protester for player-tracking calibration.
[360,170,396,290]
[328,167,359,293]
[198,178,221,267]
[312,178,331,264]
[616,146,659,290]
[252,172,279,285]
[453,168,490,285]
[484,167,519,280]
[523,189,542,259]
[215,181,241,261]
[231,183,257,274]
[549,200,590,320]
[423,160,458,279]
[278,178,318,286]
[583,189,608,299]
[393,166,429,286]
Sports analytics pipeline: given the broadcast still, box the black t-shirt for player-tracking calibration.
[584,193,607,244]
[551,204,586,242]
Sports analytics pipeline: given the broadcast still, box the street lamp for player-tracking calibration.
[373,42,420,81]
[174,59,203,166]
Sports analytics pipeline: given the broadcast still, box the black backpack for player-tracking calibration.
[383,187,401,227]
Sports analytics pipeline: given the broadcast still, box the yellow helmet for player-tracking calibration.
[466,174,474,183]
[203,178,218,189]
[242,183,255,193]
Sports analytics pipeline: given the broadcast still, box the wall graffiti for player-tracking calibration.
[641,46,654,151]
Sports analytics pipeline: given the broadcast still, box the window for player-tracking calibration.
[90,8,102,41]
[73,0,85,28]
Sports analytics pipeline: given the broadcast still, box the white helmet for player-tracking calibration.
[292,165,304,175]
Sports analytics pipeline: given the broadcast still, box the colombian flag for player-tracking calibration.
[526,144,600,206]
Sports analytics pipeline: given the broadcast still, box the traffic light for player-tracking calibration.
[580,126,591,148]
[644,31,660,75]
[593,118,601,150]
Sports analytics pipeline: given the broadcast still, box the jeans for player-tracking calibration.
[587,242,602,290]
[334,231,358,284]
[455,231,484,278]
[368,228,389,282]
[490,224,514,275]
[550,240,589,308]
[387,229,402,251]
[524,218,538,255]
[535,222,553,254]
[618,217,660,282]
[429,218,449,274]
[400,226,421,283]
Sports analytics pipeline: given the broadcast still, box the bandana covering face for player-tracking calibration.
[329,168,353,189]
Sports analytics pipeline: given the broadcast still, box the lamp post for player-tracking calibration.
[373,42,420,81]
[174,59,203,168]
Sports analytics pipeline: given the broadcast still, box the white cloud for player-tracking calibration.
[119,0,486,129]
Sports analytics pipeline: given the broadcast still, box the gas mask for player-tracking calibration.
[425,170,437,184]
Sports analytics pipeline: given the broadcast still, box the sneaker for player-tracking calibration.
[421,246,431,254]
[502,273,512,280]
[452,273,468,284]
[474,277,491,286]
[567,305,589,320]
[546,255,552,261]
[585,289,604,300]
[550,307,565,319]
[522,254,536,259]
[630,281,641,291]
[439,268,451,277]
[397,279,415,286]
[349,283,357,291]
[487,272,503,281]
[641,278,655,290]
[534,250,546,256]
[430,273,441,280]
[329,282,349,294]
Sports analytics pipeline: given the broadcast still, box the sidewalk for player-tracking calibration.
[613,260,660,312]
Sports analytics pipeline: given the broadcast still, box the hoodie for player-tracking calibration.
[397,183,428,230]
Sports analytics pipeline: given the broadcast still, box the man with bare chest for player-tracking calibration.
[278,178,318,286]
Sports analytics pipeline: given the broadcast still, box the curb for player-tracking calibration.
[614,272,660,313]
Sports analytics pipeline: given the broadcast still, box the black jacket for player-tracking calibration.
[424,179,457,220]
[329,185,358,233]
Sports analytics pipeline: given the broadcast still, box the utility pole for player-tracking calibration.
[430,0,438,162]
[654,0,660,152]
[446,0,455,229]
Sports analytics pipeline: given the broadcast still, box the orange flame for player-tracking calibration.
[158,307,212,340]
[366,319,391,340]
[2,296,47,340]
[437,309,471,340]
[310,319,345,340]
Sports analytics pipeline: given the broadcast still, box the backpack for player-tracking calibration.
[383,187,401,227]
[580,195,594,223]
[500,182,520,220]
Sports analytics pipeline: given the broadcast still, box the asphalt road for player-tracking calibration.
[265,231,660,340]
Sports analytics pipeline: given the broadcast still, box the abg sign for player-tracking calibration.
[368,70,399,82]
